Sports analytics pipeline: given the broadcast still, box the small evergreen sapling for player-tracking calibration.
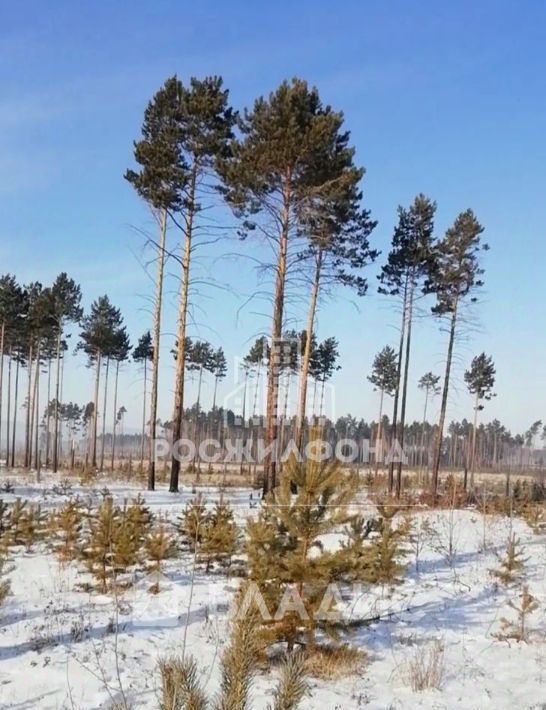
[83,497,121,592]
[51,500,84,561]
[145,518,177,592]
[18,504,45,551]
[3,498,28,547]
[112,519,140,573]
[491,533,527,585]
[0,499,8,536]
[0,554,10,609]
[495,585,539,643]
[179,494,208,550]
[339,516,377,583]
[245,443,356,651]
[365,512,409,585]
[113,494,154,573]
[125,494,153,540]
[200,500,238,572]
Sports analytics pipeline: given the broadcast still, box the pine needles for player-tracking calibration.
[159,655,208,710]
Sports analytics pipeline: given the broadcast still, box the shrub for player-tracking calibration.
[403,639,445,692]
[303,645,365,680]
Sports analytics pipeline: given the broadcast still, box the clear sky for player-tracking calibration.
[1,1,545,435]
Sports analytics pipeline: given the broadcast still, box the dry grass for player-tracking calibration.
[402,639,445,692]
[303,644,366,680]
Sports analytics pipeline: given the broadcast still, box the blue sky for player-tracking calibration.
[1,1,545,434]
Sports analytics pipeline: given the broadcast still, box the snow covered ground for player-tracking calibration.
[0,475,545,709]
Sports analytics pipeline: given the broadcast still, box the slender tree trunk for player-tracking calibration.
[34,351,40,470]
[319,377,326,417]
[45,358,51,465]
[388,277,409,493]
[252,362,261,419]
[312,380,318,419]
[140,356,147,474]
[419,388,429,474]
[295,250,322,451]
[148,208,167,491]
[11,357,19,468]
[470,391,479,490]
[24,343,33,468]
[110,360,120,472]
[193,366,204,475]
[396,277,415,497]
[264,177,292,494]
[100,357,110,471]
[6,348,12,467]
[52,329,62,472]
[170,169,197,493]
[239,370,248,476]
[91,350,102,468]
[212,374,218,411]
[0,322,4,459]
[279,371,291,474]
[431,299,459,496]
[58,353,66,465]
[375,387,385,476]
[29,342,40,468]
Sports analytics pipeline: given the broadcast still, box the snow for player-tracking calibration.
[1,474,545,709]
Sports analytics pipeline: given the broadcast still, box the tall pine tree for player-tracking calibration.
[126,77,187,490]
[427,210,488,496]
[378,195,436,496]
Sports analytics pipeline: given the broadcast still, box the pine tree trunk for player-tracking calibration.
[33,350,40,470]
[148,208,167,491]
[240,370,248,476]
[388,276,409,493]
[212,374,218,411]
[45,358,51,466]
[170,169,197,493]
[194,366,204,476]
[5,348,11,467]
[29,342,40,468]
[419,388,429,474]
[295,250,322,451]
[431,298,459,496]
[140,356,147,474]
[252,361,261,420]
[11,357,19,468]
[52,329,62,473]
[0,322,4,459]
[319,377,326,417]
[24,343,33,468]
[59,353,65,465]
[264,177,292,495]
[470,391,479,490]
[396,277,415,497]
[100,357,110,471]
[110,360,120,473]
[375,388,385,476]
[91,350,102,468]
[278,371,291,474]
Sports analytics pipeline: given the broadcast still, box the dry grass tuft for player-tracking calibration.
[402,639,444,692]
[303,644,366,679]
